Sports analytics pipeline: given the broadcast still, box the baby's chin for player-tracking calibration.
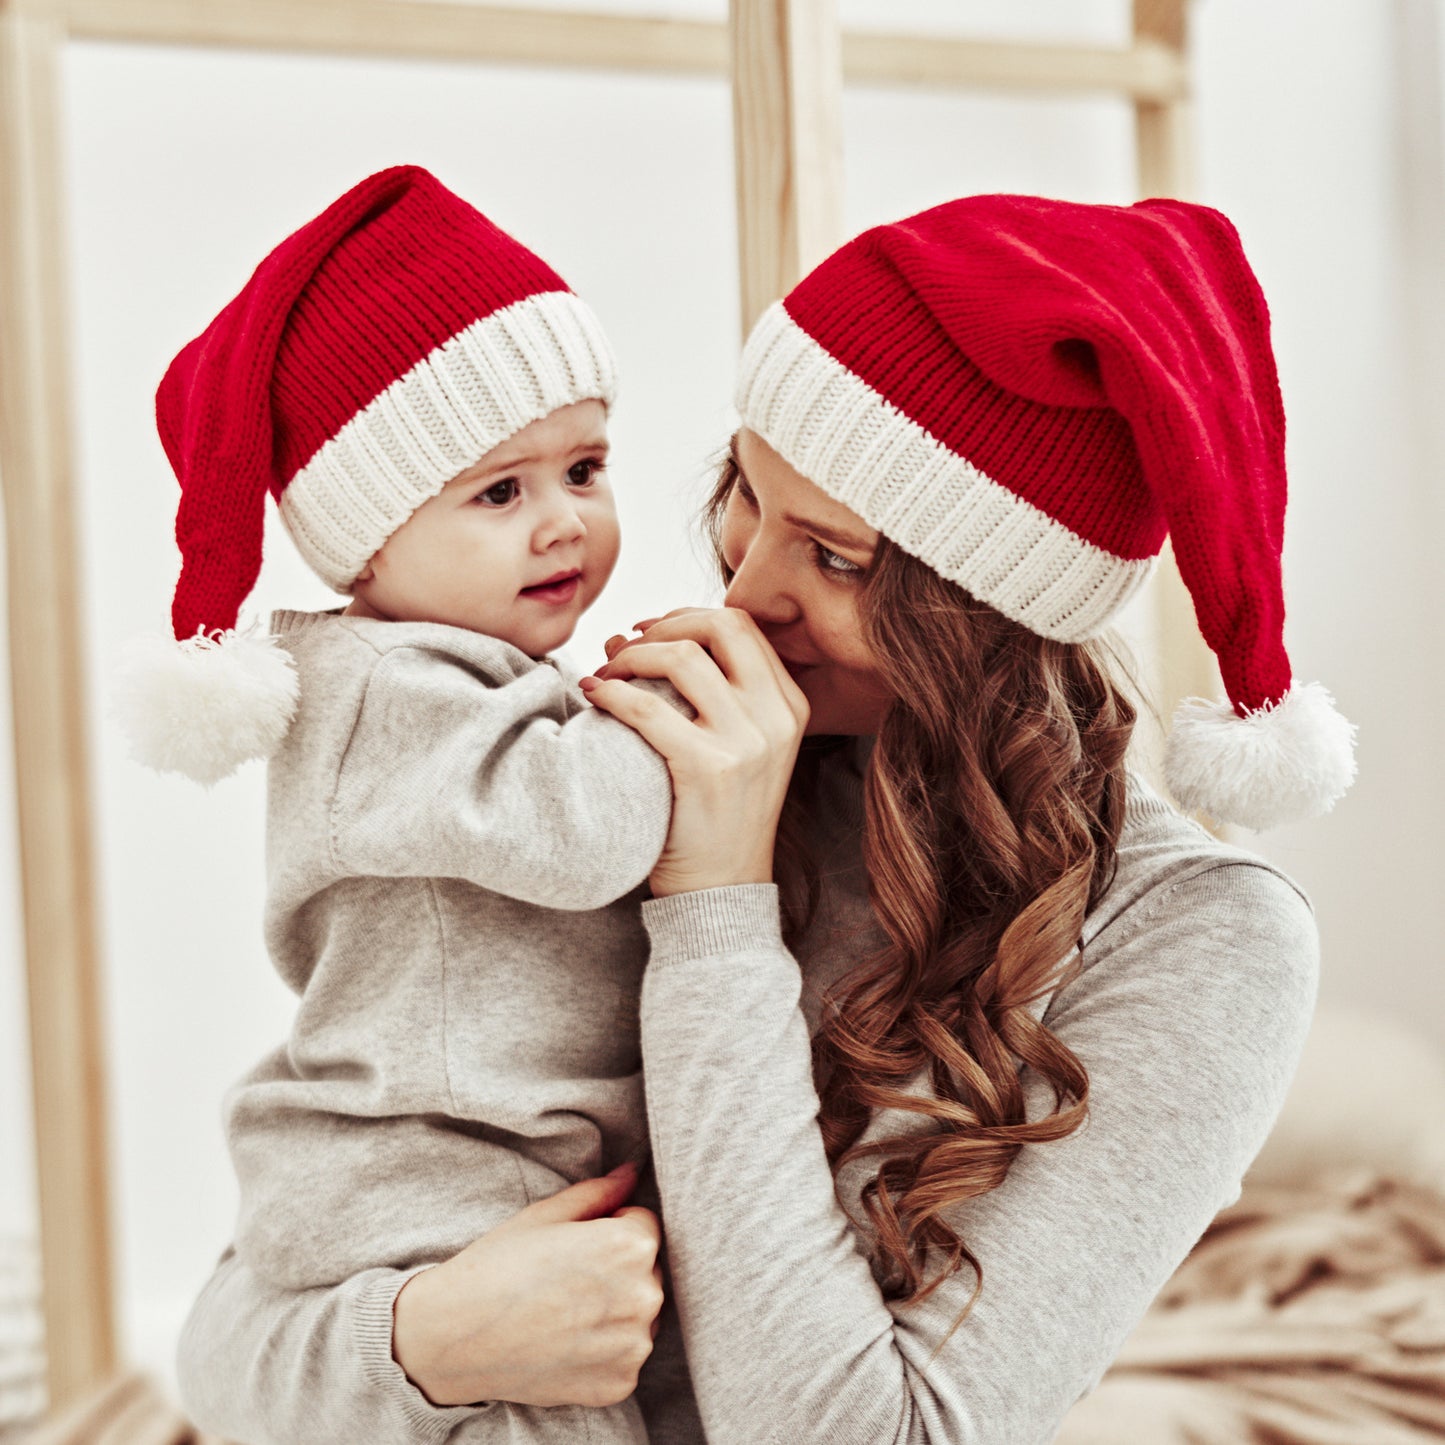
[495,611,585,661]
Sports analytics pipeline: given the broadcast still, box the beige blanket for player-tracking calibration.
[1057,1168,1445,1443]
[20,1372,224,1445]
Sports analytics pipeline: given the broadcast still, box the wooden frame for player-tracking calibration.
[1,0,117,1413]
[0,0,1196,1414]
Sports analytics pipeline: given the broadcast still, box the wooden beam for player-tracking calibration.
[730,0,844,337]
[0,0,117,1412]
[843,33,1186,101]
[51,0,1187,101]
[1133,0,1194,199]
[1128,0,1222,815]
[59,0,729,74]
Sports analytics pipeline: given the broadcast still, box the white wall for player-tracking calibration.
[1,0,1438,1396]
[1191,0,1445,1039]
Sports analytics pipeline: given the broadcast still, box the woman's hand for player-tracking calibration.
[579,607,809,897]
[391,1163,663,1409]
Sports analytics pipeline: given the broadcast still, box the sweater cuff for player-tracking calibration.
[355,1267,493,1438]
[642,883,785,965]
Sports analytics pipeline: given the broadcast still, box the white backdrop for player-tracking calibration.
[2,0,1440,1392]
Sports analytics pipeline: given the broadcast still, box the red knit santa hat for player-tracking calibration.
[113,164,616,784]
[736,193,1356,831]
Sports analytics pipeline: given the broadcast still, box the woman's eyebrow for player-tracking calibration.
[783,512,876,554]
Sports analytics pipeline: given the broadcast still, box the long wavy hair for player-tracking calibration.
[704,443,1138,1357]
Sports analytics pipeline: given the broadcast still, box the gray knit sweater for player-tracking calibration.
[178,720,1319,1445]
[215,608,680,1442]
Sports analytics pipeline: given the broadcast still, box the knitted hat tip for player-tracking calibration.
[1163,681,1358,832]
[111,627,300,786]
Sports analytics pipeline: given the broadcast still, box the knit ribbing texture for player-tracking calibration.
[736,302,1159,642]
[280,290,614,590]
[736,194,1293,717]
[155,164,617,636]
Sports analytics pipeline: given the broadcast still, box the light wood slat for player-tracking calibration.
[730,0,844,336]
[1134,0,1195,198]
[0,0,117,1412]
[843,33,1185,100]
[57,0,728,72]
[50,0,1187,101]
[1129,0,1222,818]
[734,0,843,336]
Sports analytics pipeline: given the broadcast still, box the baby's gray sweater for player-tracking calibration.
[178,736,1319,1445]
[226,608,674,1290]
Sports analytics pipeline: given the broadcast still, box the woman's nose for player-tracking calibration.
[722,536,800,627]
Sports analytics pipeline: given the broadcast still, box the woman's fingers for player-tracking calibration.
[586,640,757,737]
[633,608,707,632]
[603,608,705,666]
[649,1262,664,1339]
[580,672,717,762]
[607,1201,661,1243]
[585,610,812,897]
[603,608,807,724]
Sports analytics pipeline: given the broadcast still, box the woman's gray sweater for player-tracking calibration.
[177,737,1318,1445]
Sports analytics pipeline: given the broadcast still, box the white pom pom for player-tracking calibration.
[110,626,299,786]
[1163,680,1358,831]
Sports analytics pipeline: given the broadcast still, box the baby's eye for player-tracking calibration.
[568,458,605,487]
[476,478,518,506]
[815,543,864,578]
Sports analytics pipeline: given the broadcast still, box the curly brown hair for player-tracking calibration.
[704,440,1138,1358]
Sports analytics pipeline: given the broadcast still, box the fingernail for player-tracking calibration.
[579,675,600,690]
[606,1160,637,1178]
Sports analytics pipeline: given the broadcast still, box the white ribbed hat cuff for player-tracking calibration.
[279,289,617,592]
[734,301,1157,642]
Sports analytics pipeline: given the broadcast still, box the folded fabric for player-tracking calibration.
[1056,1168,1445,1444]
[21,1370,227,1445]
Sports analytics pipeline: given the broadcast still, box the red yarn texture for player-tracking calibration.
[785,195,1291,716]
[156,165,569,642]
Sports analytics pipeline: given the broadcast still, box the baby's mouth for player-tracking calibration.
[520,568,582,604]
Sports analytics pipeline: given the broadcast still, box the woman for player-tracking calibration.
[177,194,1354,1445]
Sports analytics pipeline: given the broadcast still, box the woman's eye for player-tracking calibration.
[476,478,518,506]
[568,459,605,487]
[735,475,758,506]
[816,543,863,578]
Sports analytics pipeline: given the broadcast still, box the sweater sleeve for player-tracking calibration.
[637,864,1320,1445]
[331,649,678,910]
[175,1248,487,1445]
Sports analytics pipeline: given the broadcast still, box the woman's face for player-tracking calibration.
[719,428,894,735]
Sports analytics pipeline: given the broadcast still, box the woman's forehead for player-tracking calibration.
[736,428,877,550]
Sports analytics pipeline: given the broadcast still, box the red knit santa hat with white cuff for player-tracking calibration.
[736,193,1356,831]
[113,164,616,785]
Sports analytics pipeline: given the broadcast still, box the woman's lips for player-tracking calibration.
[520,573,581,605]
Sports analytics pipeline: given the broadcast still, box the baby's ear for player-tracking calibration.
[354,561,375,585]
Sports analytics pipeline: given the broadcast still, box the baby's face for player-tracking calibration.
[346,400,619,658]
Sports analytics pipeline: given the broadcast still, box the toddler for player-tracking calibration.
[115,165,682,1443]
